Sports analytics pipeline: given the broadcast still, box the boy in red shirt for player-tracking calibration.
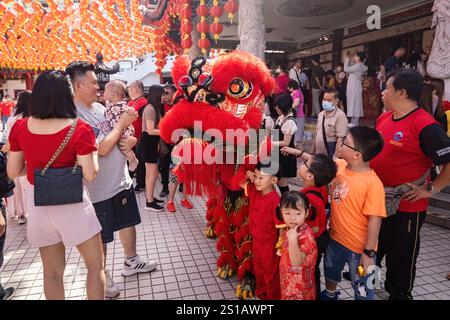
[239,161,282,300]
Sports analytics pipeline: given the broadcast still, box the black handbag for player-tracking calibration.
[34,119,83,206]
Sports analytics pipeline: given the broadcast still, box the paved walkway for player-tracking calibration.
[1,182,450,300]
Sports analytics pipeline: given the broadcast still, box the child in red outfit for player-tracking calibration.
[241,162,282,300]
[279,191,318,300]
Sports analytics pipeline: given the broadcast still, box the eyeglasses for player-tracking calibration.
[300,160,311,171]
[341,138,361,153]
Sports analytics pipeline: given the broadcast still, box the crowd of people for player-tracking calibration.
[0,52,449,301]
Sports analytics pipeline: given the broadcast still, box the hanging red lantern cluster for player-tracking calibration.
[210,0,224,43]
[224,0,239,24]
[179,0,193,54]
[196,0,210,55]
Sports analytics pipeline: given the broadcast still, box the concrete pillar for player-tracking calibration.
[236,0,266,60]
[189,29,201,60]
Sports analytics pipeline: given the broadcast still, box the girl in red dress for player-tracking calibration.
[279,191,318,300]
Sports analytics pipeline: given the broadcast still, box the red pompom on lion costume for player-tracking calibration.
[160,51,275,298]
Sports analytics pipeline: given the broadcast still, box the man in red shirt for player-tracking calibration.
[127,81,148,191]
[371,70,450,300]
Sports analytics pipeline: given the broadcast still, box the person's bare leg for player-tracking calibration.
[145,163,158,202]
[39,242,66,300]
[77,233,105,300]
[119,226,137,259]
[168,182,178,203]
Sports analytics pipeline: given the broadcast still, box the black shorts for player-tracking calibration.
[139,132,159,164]
[93,187,141,243]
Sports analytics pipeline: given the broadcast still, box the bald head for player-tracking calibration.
[104,80,127,103]
[128,80,144,100]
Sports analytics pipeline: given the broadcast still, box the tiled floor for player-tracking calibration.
[1,181,450,300]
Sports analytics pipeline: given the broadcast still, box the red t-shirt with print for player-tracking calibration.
[9,118,97,185]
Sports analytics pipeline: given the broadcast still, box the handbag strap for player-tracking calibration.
[321,114,331,158]
[41,119,78,176]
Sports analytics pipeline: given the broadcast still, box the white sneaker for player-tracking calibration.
[122,255,157,277]
[105,270,120,299]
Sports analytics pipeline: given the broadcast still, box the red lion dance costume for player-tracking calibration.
[159,51,275,299]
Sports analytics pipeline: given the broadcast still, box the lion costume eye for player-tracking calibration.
[228,78,253,100]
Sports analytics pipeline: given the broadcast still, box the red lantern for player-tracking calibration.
[181,7,192,19]
[210,5,223,18]
[210,22,223,41]
[196,4,209,17]
[224,0,238,23]
[181,22,193,34]
[181,38,193,50]
[198,38,210,54]
[196,21,209,34]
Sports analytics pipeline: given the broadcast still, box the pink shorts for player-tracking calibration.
[24,181,102,248]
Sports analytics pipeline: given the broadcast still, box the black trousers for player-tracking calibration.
[377,211,426,300]
[315,230,330,299]
[158,143,173,190]
[0,202,6,298]
[135,144,146,188]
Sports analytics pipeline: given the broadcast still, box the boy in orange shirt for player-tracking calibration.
[282,126,386,300]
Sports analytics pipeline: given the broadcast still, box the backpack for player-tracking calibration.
[0,152,15,198]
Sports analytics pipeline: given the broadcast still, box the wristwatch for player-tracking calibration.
[425,182,439,194]
[363,249,377,258]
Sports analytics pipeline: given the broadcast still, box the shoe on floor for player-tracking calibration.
[153,198,164,204]
[17,215,27,225]
[145,201,165,212]
[105,270,120,299]
[166,201,176,213]
[1,287,15,300]
[319,289,341,300]
[181,199,193,209]
[159,189,169,198]
[122,255,157,277]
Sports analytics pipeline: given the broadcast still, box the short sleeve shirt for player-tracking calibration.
[9,118,96,185]
[329,159,387,254]
[76,102,133,203]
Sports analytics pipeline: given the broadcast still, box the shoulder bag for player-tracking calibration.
[34,119,83,206]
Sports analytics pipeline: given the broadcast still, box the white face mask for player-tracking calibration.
[322,101,336,112]
[276,68,281,74]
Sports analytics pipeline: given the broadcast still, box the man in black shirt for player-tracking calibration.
[380,46,406,91]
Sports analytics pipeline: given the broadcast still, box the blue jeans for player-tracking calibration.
[1,116,8,131]
[324,239,376,300]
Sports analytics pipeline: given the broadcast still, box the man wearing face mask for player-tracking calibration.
[313,89,348,158]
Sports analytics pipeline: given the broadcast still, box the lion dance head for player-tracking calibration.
[159,51,275,197]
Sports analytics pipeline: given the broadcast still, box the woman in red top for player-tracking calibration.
[7,71,105,300]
